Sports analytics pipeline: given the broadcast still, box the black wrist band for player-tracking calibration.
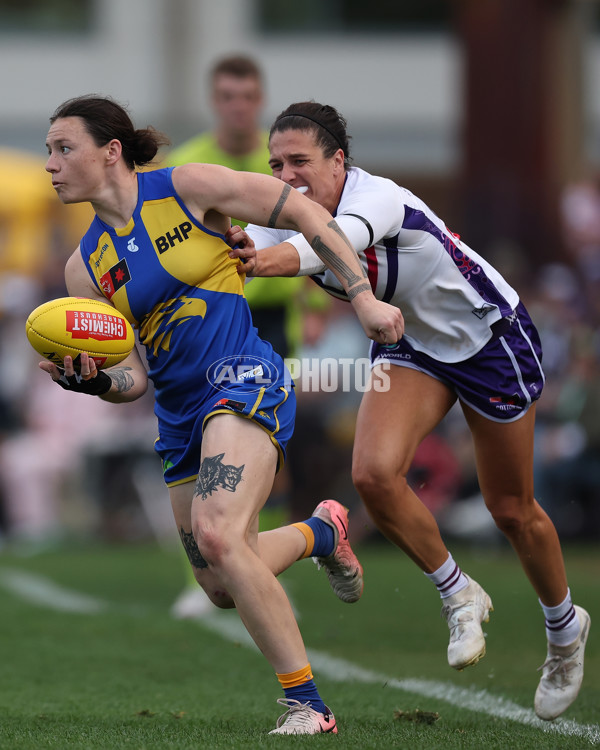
[55,369,112,396]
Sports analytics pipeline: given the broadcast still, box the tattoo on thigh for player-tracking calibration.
[196,453,245,500]
[179,527,208,569]
[268,184,291,227]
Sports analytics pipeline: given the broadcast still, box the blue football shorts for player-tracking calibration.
[155,375,296,487]
[370,301,545,422]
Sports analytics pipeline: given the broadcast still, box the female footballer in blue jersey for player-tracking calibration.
[228,101,591,722]
[40,94,403,735]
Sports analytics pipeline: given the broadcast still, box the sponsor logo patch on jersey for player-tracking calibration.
[100,258,131,298]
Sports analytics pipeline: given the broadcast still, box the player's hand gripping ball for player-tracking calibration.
[26,296,135,370]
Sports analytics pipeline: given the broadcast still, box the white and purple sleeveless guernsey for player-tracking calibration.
[246,167,544,421]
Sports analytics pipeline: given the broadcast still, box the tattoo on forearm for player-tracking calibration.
[179,527,208,569]
[326,220,367,281]
[268,184,291,227]
[195,453,245,501]
[327,219,355,251]
[347,282,372,300]
[108,367,134,393]
[310,234,368,288]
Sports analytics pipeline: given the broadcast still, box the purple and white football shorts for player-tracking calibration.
[370,302,545,422]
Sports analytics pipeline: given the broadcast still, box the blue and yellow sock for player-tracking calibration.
[291,518,335,559]
[277,664,327,714]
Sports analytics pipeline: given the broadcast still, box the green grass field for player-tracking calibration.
[0,538,597,749]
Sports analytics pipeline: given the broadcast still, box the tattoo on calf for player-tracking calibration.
[196,453,245,500]
[179,527,208,569]
[268,184,291,227]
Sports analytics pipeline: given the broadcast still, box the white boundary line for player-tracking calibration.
[1,568,598,745]
[198,612,600,745]
[0,568,110,613]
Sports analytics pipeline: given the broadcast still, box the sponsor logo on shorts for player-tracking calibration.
[237,364,264,381]
[376,350,411,360]
[212,398,246,413]
[489,394,523,411]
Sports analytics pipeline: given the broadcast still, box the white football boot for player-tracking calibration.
[534,605,591,720]
[269,699,337,735]
[441,575,493,670]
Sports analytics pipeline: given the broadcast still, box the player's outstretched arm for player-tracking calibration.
[175,165,404,345]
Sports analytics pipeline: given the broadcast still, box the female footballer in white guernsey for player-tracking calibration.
[41,95,403,735]
[228,101,591,722]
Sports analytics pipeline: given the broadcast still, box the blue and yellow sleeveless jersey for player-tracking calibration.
[79,167,294,483]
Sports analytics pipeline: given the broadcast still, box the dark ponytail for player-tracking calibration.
[50,95,170,170]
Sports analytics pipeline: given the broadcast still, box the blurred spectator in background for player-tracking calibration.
[528,259,600,540]
[534,326,600,539]
[560,172,600,325]
[167,55,270,181]
[527,263,583,382]
[0,148,58,285]
[0,149,164,548]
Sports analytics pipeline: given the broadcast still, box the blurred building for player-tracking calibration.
[2,0,599,258]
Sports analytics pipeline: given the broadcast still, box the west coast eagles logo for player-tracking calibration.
[139,296,208,356]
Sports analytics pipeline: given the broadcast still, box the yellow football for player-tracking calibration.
[26,296,135,370]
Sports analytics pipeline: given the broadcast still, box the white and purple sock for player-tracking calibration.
[540,589,580,646]
[424,553,469,599]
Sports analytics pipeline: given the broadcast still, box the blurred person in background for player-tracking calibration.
[530,265,600,540]
[560,171,600,325]
[167,55,270,179]
[228,101,591,722]
[0,149,112,545]
[40,93,402,734]
[535,329,600,538]
[166,54,329,617]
